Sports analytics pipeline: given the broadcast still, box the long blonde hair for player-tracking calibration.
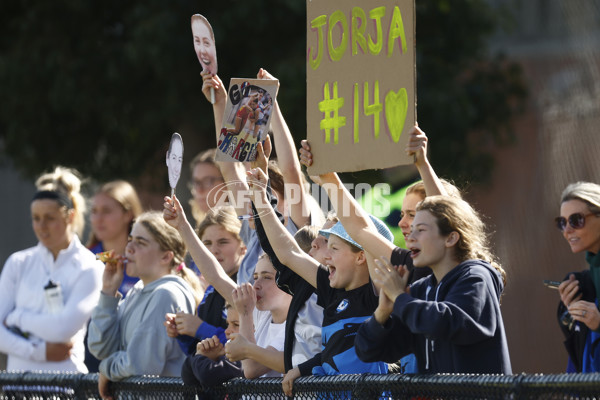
[35,166,86,237]
[417,196,506,287]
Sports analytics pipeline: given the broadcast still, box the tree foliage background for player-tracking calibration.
[0,0,526,190]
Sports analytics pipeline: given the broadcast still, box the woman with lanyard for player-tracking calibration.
[0,166,103,372]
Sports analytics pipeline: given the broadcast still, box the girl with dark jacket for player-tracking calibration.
[355,196,512,374]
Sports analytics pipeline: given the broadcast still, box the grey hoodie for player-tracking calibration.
[88,275,195,380]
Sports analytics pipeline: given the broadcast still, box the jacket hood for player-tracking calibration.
[440,259,504,300]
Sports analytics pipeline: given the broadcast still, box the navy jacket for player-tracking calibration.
[356,259,512,374]
[181,354,242,390]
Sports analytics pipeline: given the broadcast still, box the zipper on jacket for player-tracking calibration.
[425,282,443,371]
[424,285,432,371]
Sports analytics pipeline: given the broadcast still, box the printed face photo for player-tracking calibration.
[191,15,218,75]
[166,133,184,189]
[216,77,279,163]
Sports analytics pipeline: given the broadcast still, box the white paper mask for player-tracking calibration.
[166,132,184,193]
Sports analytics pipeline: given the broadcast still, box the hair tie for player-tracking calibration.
[176,263,185,272]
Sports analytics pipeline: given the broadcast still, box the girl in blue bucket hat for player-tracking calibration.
[247,167,391,397]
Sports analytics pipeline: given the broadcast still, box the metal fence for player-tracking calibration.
[2,371,600,399]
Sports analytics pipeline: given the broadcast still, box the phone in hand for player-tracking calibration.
[543,279,561,289]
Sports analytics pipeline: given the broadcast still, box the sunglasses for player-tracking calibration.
[555,212,598,232]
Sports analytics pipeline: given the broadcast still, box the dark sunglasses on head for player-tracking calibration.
[555,212,599,232]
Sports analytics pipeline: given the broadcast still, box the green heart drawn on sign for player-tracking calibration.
[384,88,408,143]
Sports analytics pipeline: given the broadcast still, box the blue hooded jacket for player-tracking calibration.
[356,259,512,374]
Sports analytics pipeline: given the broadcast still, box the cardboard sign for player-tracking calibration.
[306,0,415,174]
[215,78,279,162]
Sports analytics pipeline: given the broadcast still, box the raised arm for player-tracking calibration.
[301,148,395,260]
[299,141,399,292]
[252,182,308,296]
[201,71,227,144]
[201,71,250,217]
[257,68,310,228]
[163,195,236,306]
[406,124,447,196]
[246,167,320,288]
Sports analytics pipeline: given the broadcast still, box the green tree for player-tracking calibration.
[413,0,526,188]
[0,0,525,188]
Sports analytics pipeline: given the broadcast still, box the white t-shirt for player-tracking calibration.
[253,309,286,378]
[291,293,323,367]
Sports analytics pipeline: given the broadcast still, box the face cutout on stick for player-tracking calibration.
[166,132,184,194]
[192,14,218,103]
[192,14,218,75]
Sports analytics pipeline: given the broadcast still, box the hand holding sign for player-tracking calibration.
[192,14,218,104]
[166,133,184,196]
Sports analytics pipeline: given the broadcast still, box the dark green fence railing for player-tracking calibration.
[2,371,600,399]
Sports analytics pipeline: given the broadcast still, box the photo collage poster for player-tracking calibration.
[215,78,279,162]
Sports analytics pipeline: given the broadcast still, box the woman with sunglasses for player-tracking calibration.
[556,182,600,372]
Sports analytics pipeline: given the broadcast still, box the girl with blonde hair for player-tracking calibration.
[88,211,196,399]
[87,180,143,296]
